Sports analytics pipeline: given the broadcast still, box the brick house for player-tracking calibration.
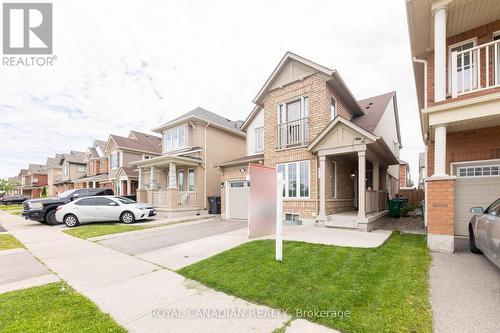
[45,154,63,197]
[73,140,110,189]
[133,107,246,217]
[17,164,49,198]
[406,0,500,252]
[53,151,87,194]
[399,160,412,189]
[218,52,402,231]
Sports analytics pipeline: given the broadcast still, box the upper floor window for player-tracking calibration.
[77,165,85,173]
[276,96,309,148]
[330,97,337,119]
[278,96,308,124]
[165,125,187,151]
[255,127,264,153]
[63,164,68,176]
[448,39,476,93]
[110,152,119,170]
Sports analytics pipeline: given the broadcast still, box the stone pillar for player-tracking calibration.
[427,178,455,253]
[92,181,96,188]
[358,151,366,222]
[434,125,447,176]
[150,166,155,189]
[168,162,177,189]
[433,4,447,102]
[127,179,131,195]
[319,156,326,221]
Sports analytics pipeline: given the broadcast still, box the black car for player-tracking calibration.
[1,195,29,205]
[22,188,113,225]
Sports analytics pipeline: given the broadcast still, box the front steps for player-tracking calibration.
[324,212,358,229]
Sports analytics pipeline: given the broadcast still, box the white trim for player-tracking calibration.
[330,96,337,120]
[164,124,189,152]
[447,37,477,94]
[451,159,500,178]
[332,160,337,198]
[276,160,311,199]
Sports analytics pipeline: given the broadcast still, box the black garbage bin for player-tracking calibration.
[208,196,221,214]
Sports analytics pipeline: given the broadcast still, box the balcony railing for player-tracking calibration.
[178,191,197,207]
[451,39,500,98]
[275,117,308,149]
[365,190,388,214]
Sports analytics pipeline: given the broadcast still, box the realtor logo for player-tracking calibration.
[2,3,52,54]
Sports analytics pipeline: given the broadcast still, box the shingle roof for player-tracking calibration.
[118,166,138,178]
[352,91,395,133]
[18,169,28,176]
[216,154,264,167]
[62,151,86,164]
[46,154,63,167]
[28,163,49,174]
[110,131,162,154]
[155,107,244,133]
[88,147,99,158]
[94,140,106,152]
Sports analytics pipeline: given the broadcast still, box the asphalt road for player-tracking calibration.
[98,219,247,255]
[430,237,500,333]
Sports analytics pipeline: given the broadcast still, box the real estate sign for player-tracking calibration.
[248,163,277,239]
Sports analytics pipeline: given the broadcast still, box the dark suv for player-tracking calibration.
[22,188,114,225]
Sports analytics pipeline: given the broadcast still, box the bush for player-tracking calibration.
[400,203,416,217]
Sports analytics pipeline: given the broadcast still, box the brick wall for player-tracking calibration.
[399,164,407,187]
[427,179,454,235]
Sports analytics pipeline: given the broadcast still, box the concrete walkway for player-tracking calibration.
[1,211,342,332]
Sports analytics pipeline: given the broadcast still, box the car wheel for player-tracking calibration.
[120,211,135,224]
[64,214,80,228]
[45,210,58,225]
[469,224,482,254]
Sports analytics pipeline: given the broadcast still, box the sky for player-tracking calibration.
[0,0,424,184]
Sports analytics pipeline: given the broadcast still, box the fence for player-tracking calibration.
[397,188,424,206]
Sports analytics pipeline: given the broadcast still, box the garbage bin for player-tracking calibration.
[208,196,221,214]
[389,199,403,218]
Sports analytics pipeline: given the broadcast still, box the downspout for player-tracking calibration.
[204,122,210,210]
[412,57,428,109]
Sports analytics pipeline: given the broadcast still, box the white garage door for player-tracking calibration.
[228,180,249,220]
[454,164,500,236]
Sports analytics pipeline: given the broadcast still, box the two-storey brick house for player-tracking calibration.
[73,140,110,189]
[45,154,63,197]
[17,164,49,198]
[219,52,402,231]
[407,0,500,252]
[53,151,87,194]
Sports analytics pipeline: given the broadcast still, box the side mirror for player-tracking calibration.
[470,207,483,214]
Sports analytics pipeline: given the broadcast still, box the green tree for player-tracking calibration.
[41,186,47,198]
[0,178,17,193]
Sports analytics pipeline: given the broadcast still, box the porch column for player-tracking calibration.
[127,179,131,195]
[168,162,177,189]
[92,181,96,188]
[150,166,155,189]
[138,167,143,190]
[434,125,447,176]
[358,151,366,221]
[319,156,326,221]
[433,3,448,102]
[372,160,380,191]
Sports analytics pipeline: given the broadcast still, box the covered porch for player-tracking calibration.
[130,155,202,211]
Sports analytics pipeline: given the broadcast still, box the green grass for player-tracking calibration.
[179,233,432,333]
[0,282,126,333]
[0,234,24,250]
[9,211,22,215]
[0,205,23,211]
[63,223,151,239]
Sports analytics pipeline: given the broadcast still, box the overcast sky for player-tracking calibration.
[0,0,423,184]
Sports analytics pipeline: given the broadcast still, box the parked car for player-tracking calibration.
[55,196,156,227]
[469,198,500,269]
[1,195,29,205]
[22,188,114,225]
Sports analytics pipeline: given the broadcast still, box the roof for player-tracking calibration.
[72,173,109,183]
[352,91,396,133]
[117,167,138,178]
[88,147,99,158]
[94,140,106,151]
[151,107,245,136]
[28,163,49,174]
[62,151,86,164]
[46,154,63,167]
[216,154,264,168]
[18,169,28,176]
[108,131,162,155]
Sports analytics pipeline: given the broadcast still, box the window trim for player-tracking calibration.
[110,151,119,171]
[77,164,85,173]
[164,125,188,152]
[255,127,264,153]
[451,159,500,178]
[330,96,337,120]
[284,212,301,223]
[276,160,310,199]
[277,95,309,124]
[447,37,477,94]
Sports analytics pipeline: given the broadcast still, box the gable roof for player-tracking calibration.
[152,107,245,137]
[28,163,49,174]
[107,131,162,155]
[46,154,63,167]
[18,169,28,177]
[352,91,396,133]
[61,151,86,164]
[251,51,364,116]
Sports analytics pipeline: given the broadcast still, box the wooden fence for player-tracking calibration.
[397,188,425,206]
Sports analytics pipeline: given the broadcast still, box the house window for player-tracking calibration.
[77,165,85,173]
[285,213,300,223]
[330,97,337,119]
[255,127,264,153]
[110,152,119,170]
[276,161,310,198]
[165,125,187,151]
[178,170,184,190]
[457,164,500,177]
[277,97,309,147]
[278,97,309,124]
[448,39,476,93]
[188,168,195,191]
[63,164,68,176]
[332,161,337,198]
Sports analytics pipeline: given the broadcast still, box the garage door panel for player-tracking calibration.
[228,181,249,220]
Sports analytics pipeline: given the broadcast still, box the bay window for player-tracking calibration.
[165,125,187,151]
[276,161,310,198]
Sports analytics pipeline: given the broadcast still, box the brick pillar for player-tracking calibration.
[427,178,455,253]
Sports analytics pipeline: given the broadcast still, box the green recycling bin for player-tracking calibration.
[389,199,403,218]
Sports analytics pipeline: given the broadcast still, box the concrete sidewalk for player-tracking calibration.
[0,211,295,332]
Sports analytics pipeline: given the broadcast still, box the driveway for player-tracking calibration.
[430,237,500,333]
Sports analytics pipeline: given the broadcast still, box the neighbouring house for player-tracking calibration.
[133,107,246,216]
[103,131,162,196]
[45,154,63,197]
[73,140,110,189]
[15,169,29,196]
[17,164,49,198]
[418,152,425,189]
[53,151,87,194]
[399,160,413,189]
[218,52,402,231]
[406,0,500,252]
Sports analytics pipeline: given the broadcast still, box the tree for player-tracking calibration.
[41,186,48,198]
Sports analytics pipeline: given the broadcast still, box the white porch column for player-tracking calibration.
[168,162,177,189]
[319,156,326,221]
[150,166,155,189]
[127,179,131,195]
[373,160,380,191]
[358,151,366,221]
[434,125,447,176]
[433,3,448,102]
[92,180,96,188]
[138,167,143,190]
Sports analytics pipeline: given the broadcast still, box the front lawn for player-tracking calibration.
[0,282,125,333]
[179,233,432,333]
[0,234,24,250]
[63,223,151,239]
[0,204,23,211]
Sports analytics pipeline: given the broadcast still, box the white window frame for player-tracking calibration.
[330,96,337,120]
[110,151,119,170]
[284,212,300,222]
[178,169,184,190]
[188,168,195,192]
[77,165,85,173]
[451,159,500,178]
[276,160,310,199]
[63,164,68,176]
[332,161,337,198]
[448,37,477,94]
[165,125,188,152]
[255,127,264,153]
[277,96,309,124]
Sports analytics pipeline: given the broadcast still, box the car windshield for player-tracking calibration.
[57,189,77,199]
[114,197,136,204]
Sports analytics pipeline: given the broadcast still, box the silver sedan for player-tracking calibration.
[469,198,500,268]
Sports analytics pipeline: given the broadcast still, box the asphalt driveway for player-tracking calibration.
[430,237,500,333]
[97,219,247,255]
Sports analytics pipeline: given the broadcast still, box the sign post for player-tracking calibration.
[276,173,283,261]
